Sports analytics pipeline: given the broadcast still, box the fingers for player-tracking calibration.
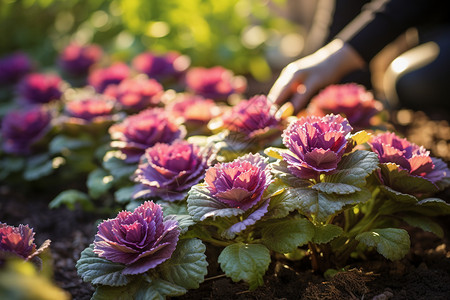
[268,64,306,106]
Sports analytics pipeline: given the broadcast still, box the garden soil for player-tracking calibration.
[1,109,449,300]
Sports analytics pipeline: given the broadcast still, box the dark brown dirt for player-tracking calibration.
[1,109,449,300]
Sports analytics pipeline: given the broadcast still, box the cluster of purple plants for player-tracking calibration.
[1,44,449,298]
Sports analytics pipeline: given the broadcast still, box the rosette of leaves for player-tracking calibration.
[58,43,103,83]
[264,114,381,268]
[186,153,318,289]
[17,73,65,106]
[0,222,51,270]
[0,105,66,184]
[76,201,208,299]
[206,95,292,161]
[133,140,216,202]
[349,132,450,258]
[88,62,130,93]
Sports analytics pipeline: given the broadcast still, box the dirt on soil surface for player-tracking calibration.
[1,109,450,300]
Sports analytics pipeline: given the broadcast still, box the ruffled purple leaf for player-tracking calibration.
[282,114,353,179]
[59,43,103,76]
[109,108,185,163]
[133,141,216,201]
[88,62,130,93]
[1,106,52,155]
[0,223,36,259]
[0,52,33,86]
[93,201,180,275]
[17,73,63,105]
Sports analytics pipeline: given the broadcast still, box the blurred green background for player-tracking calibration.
[0,0,308,81]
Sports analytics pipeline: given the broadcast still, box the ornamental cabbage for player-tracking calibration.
[93,201,180,275]
[59,43,103,77]
[103,76,163,111]
[0,52,32,86]
[134,141,215,201]
[307,83,382,129]
[282,114,353,179]
[1,106,52,155]
[185,66,246,101]
[18,73,63,105]
[88,62,130,93]
[109,108,185,163]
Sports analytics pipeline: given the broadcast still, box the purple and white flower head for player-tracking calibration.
[307,83,383,129]
[185,66,246,101]
[59,43,103,76]
[0,52,33,86]
[109,108,185,163]
[0,223,36,260]
[134,141,215,201]
[221,95,281,139]
[132,51,190,83]
[17,73,64,105]
[93,201,180,275]
[369,132,450,189]
[103,76,164,112]
[282,114,353,179]
[200,153,272,238]
[1,106,52,155]
[88,62,130,93]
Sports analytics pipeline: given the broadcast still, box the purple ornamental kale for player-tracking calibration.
[109,108,185,163]
[59,43,103,76]
[1,106,52,155]
[166,93,221,125]
[203,153,273,237]
[221,95,280,138]
[0,223,36,260]
[185,66,246,101]
[93,201,180,275]
[134,141,215,201]
[18,73,63,105]
[282,114,353,179]
[369,132,450,185]
[103,76,163,111]
[306,83,383,129]
[0,52,33,86]
[132,51,189,83]
[88,62,130,93]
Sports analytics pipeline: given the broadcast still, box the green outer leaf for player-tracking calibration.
[49,189,93,211]
[49,134,93,155]
[380,185,418,204]
[264,147,289,160]
[270,160,312,188]
[218,243,271,290]
[266,185,303,218]
[261,218,314,253]
[312,224,343,244]
[115,186,135,204]
[159,201,189,216]
[159,238,208,290]
[290,187,372,222]
[349,130,372,146]
[408,198,450,216]
[92,280,141,300]
[380,163,438,194]
[313,182,361,194]
[102,151,137,181]
[0,156,25,179]
[134,278,186,300]
[76,244,129,287]
[23,153,55,181]
[324,150,379,188]
[402,215,444,238]
[87,168,114,199]
[187,184,243,221]
[356,228,410,261]
[164,215,195,235]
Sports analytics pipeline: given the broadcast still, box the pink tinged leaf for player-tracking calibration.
[303,149,339,171]
[409,155,434,177]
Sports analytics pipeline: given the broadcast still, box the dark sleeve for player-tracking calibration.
[336,0,443,62]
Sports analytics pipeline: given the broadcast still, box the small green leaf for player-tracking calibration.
[49,134,93,155]
[0,156,25,179]
[312,224,343,244]
[264,147,289,160]
[187,184,243,221]
[380,185,418,205]
[402,215,444,238]
[92,280,141,300]
[164,215,195,235]
[87,168,114,199]
[159,201,189,216]
[76,244,129,286]
[380,163,438,194]
[49,189,93,211]
[23,154,54,181]
[115,186,135,204]
[103,151,137,181]
[356,228,410,261]
[408,198,450,216]
[218,243,271,290]
[349,130,372,146]
[266,184,302,218]
[313,182,361,194]
[261,218,314,253]
[290,187,371,222]
[159,238,208,290]
[134,278,186,300]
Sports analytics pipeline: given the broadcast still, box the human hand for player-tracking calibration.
[268,40,366,113]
